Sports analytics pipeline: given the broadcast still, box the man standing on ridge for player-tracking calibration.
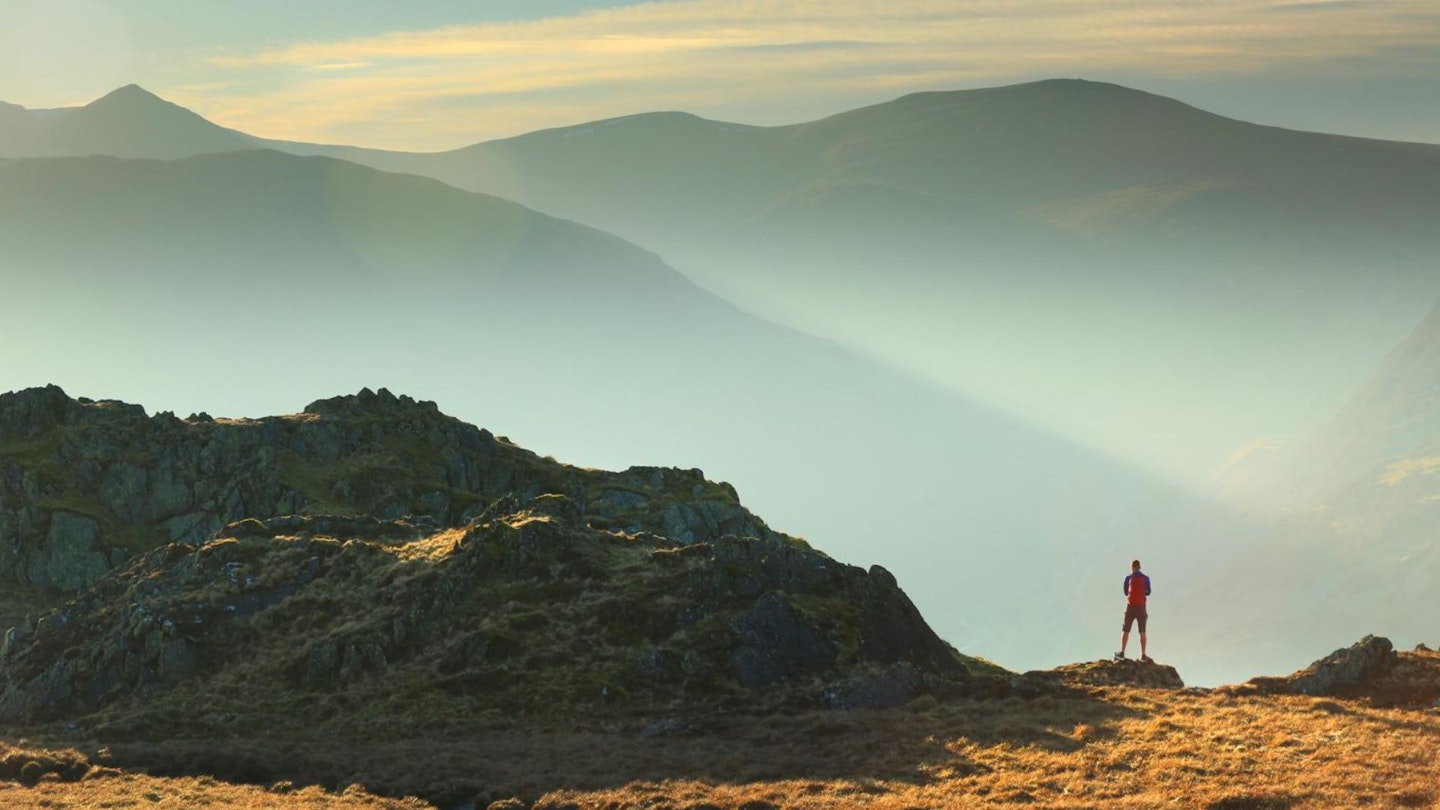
[1115,559,1152,663]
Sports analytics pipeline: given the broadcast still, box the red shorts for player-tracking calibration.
[1123,604,1147,633]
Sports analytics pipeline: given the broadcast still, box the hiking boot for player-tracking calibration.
[1113,651,1126,661]
[1141,655,1154,663]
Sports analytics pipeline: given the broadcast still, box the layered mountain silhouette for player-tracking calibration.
[7,79,1437,480]
[377,80,1440,482]
[0,85,257,159]
[0,147,1279,683]
[3,81,1425,683]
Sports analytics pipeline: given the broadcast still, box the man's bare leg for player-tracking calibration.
[1119,631,1129,657]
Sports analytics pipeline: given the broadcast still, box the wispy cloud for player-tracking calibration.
[168,0,1440,150]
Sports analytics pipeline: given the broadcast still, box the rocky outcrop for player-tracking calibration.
[1026,658,1185,690]
[0,389,993,730]
[0,503,985,726]
[0,386,778,598]
[1240,635,1397,696]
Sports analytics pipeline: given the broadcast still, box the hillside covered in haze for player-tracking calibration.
[9,79,1440,484]
[4,79,1438,685]
[275,79,1440,483]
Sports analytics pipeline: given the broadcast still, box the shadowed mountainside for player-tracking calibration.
[0,149,1291,683]
[11,79,1438,480]
[0,388,997,734]
[10,79,1440,479]
[261,80,1440,482]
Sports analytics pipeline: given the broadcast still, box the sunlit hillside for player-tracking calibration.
[4,646,1438,809]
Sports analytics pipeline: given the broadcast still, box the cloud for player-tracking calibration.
[171,0,1440,150]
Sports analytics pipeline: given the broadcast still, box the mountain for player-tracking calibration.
[0,387,996,730]
[0,148,1292,685]
[1296,298,1440,489]
[266,80,1440,482]
[7,389,1429,810]
[0,85,259,159]
[1210,295,1440,653]
[10,80,1440,479]
[1234,292,1440,514]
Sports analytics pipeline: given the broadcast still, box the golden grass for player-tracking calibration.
[0,741,427,809]
[534,687,1440,809]
[0,776,429,809]
[7,658,1440,808]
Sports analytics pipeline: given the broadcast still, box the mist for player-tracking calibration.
[5,80,1440,688]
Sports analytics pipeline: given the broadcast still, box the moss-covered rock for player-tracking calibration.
[0,385,773,608]
[0,387,1003,735]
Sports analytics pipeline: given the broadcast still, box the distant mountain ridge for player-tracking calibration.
[1,144,1266,682]
[0,85,257,159]
[1209,290,1440,657]
[2,80,1415,684]
[254,77,1440,483]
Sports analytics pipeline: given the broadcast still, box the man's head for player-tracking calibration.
[1131,559,1141,571]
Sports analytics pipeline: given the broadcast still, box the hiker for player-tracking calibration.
[1115,559,1152,663]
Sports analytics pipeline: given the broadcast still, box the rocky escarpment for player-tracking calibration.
[0,387,995,732]
[0,385,771,598]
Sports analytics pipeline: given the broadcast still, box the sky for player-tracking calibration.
[1,0,1438,150]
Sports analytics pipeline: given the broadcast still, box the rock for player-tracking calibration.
[825,661,928,709]
[0,387,993,729]
[729,592,837,688]
[1243,635,1396,696]
[0,386,796,598]
[0,385,81,441]
[98,463,149,524]
[853,564,966,675]
[637,718,687,738]
[29,512,111,591]
[1027,658,1185,689]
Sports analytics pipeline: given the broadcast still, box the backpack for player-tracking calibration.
[1127,573,1147,605]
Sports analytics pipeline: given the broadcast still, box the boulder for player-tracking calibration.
[825,661,928,709]
[28,512,111,591]
[1242,635,1396,696]
[1027,658,1185,689]
[729,592,837,688]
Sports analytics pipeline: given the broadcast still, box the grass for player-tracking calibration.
[0,431,63,471]
[0,740,426,809]
[529,683,1440,809]
[5,655,1439,808]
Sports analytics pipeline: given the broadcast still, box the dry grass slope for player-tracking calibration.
[529,684,1440,809]
[0,740,425,809]
[5,651,1440,808]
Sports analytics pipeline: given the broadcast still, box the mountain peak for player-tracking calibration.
[0,83,264,159]
[87,83,172,111]
[878,77,1209,119]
